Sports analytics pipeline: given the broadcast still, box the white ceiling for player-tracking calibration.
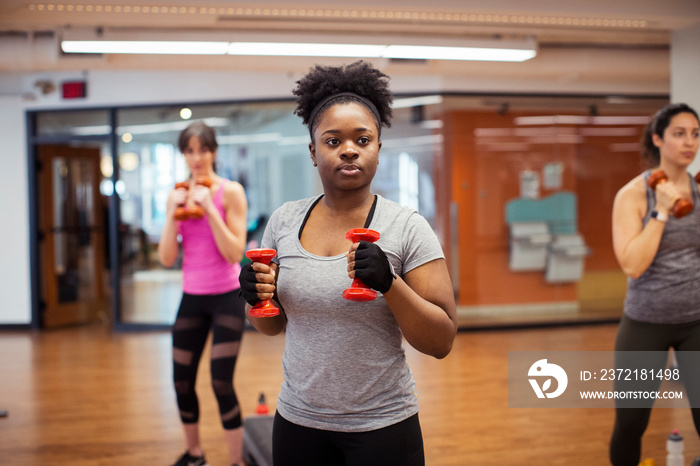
[1,1,700,94]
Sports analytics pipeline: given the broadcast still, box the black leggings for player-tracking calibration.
[272,412,424,466]
[610,314,700,466]
[172,290,245,430]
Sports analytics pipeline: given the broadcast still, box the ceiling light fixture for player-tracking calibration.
[61,34,537,62]
[61,40,229,55]
[392,95,443,109]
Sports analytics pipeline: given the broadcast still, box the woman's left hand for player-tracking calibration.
[190,184,215,215]
[347,241,396,293]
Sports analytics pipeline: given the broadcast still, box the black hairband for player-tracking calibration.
[308,92,381,136]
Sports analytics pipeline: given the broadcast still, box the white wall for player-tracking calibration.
[671,24,700,175]
[0,96,31,324]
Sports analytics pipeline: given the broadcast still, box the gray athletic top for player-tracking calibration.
[624,170,700,324]
[261,194,445,432]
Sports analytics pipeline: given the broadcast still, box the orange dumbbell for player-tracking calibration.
[647,169,693,218]
[173,176,212,220]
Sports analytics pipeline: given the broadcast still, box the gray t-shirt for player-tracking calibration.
[624,170,700,324]
[261,194,445,432]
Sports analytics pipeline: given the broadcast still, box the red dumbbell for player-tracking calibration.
[647,169,693,218]
[173,181,191,221]
[245,248,280,317]
[173,176,213,220]
[343,228,381,302]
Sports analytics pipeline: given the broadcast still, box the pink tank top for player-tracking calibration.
[178,180,242,295]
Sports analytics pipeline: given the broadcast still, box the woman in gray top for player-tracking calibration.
[610,103,700,465]
[239,61,457,466]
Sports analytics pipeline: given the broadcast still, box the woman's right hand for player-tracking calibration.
[168,186,189,213]
[239,261,277,306]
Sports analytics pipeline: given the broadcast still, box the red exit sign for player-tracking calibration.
[62,81,87,99]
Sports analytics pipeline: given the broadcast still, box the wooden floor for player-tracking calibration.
[1,323,699,465]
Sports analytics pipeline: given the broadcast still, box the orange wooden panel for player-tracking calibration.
[445,110,647,307]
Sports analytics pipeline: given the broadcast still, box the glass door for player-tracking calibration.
[37,144,108,327]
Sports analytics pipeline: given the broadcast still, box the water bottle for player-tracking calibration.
[666,430,684,466]
[255,392,269,415]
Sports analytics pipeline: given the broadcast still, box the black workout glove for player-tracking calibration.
[354,241,397,294]
[238,262,262,306]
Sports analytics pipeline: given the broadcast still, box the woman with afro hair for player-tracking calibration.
[239,60,457,465]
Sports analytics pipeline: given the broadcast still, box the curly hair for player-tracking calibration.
[641,103,699,167]
[293,60,393,138]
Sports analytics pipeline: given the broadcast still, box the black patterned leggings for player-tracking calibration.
[610,314,700,466]
[172,290,246,430]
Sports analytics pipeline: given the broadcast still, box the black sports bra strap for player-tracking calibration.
[364,195,378,228]
[298,194,378,239]
[298,195,324,240]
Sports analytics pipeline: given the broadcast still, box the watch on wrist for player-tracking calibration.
[651,210,668,222]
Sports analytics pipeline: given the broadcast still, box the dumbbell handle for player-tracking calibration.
[647,170,693,218]
[175,176,213,191]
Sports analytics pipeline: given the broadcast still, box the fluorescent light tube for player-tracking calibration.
[228,42,535,61]
[385,45,535,62]
[228,42,386,58]
[61,39,536,62]
[392,95,443,109]
[116,118,229,135]
[61,40,229,55]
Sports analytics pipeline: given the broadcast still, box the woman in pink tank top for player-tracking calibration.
[158,121,248,466]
